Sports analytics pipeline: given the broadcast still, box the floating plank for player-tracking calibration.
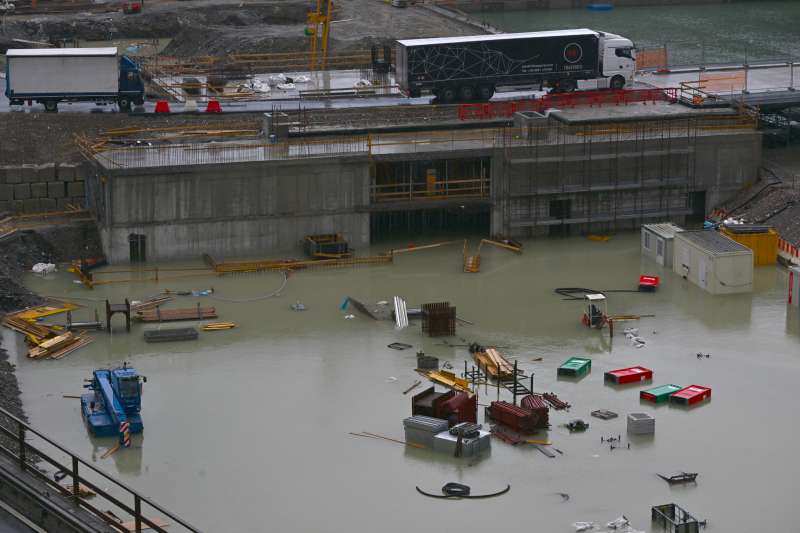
[393,296,408,329]
[534,444,557,458]
[202,322,236,331]
[136,307,217,322]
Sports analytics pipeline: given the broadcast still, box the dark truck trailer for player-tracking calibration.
[396,29,634,103]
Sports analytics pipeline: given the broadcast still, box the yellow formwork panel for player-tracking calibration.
[721,228,778,266]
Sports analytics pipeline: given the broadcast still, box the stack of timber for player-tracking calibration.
[136,306,217,322]
[542,392,571,410]
[3,315,58,344]
[520,394,550,429]
[202,322,236,331]
[471,345,514,380]
[487,401,539,434]
[28,332,92,360]
[130,296,173,313]
[204,253,392,275]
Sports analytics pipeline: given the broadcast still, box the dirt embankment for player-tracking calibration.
[0,0,476,56]
[0,111,267,164]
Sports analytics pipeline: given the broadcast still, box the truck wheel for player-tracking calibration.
[610,76,626,90]
[438,86,457,104]
[118,98,132,112]
[459,85,476,102]
[133,97,145,106]
[43,100,58,113]
[560,79,577,92]
[477,84,494,101]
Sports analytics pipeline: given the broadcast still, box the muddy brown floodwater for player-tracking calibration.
[8,232,800,532]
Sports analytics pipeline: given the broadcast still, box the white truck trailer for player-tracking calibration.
[4,47,145,112]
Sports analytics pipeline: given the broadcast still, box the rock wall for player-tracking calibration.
[0,163,86,214]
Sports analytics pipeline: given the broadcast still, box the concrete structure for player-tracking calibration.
[789,266,800,308]
[673,230,753,295]
[91,156,369,262]
[88,102,762,262]
[642,223,684,266]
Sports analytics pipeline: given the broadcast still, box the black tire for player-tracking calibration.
[610,75,626,90]
[477,84,495,101]
[559,79,577,92]
[43,99,58,113]
[459,84,476,102]
[118,98,132,112]
[133,97,145,106]
[438,86,457,104]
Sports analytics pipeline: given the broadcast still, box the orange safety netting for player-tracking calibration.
[698,70,746,92]
[635,47,668,71]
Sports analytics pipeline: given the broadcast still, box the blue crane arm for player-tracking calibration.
[97,371,128,427]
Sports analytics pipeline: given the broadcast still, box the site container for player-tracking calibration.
[627,412,655,435]
[673,230,753,295]
[604,365,653,385]
[669,385,711,406]
[640,384,683,404]
[557,357,592,377]
[432,429,491,457]
[642,223,683,266]
[403,415,448,447]
[720,224,778,265]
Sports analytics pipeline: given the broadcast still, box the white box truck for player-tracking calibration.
[4,47,145,112]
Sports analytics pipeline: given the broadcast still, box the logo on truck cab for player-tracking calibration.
[563,43,583,64]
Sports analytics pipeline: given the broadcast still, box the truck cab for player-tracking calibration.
[599,32,636,89]
[118,55,145,111]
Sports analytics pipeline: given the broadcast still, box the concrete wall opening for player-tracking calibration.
[370,206,490,242]
[548,199,572,237]
[371,157,490,204]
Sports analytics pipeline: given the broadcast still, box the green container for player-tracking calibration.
[557,357,592,377]
[640,384,682,404]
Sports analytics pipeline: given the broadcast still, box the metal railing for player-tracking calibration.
[371,177,490,203]
[0,406,202,533]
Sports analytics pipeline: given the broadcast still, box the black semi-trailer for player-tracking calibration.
[396,29,635,102]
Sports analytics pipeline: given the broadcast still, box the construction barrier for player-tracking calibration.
[154,100,171,113]
[205,100,222,113]
[636,46,669,72]
[458,88,679,121]
[778,237,800,265]
[698,70,746,93]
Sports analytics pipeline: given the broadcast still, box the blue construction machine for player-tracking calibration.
[81,364,145,440]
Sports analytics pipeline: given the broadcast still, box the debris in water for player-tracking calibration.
[387,342,413,350]
[558,492,570,502]
[572,522,596,532]
[290,301,306,311]
[344,314,355,319]
[386,376,398,383]
[415,483,510,499]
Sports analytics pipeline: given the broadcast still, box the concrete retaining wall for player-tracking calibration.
[96,157,371,262]
[0,164,86,214]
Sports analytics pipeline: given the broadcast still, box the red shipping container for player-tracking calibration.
[670,385,712,406]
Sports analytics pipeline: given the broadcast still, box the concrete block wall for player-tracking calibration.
[0,163,87,214]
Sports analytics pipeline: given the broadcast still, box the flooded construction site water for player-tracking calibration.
[9,232,800,532]
[479,1,800,66]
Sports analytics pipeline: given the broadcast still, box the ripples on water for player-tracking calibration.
[477,1,800,66]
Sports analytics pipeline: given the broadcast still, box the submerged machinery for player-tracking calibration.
[81,364,145,444]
